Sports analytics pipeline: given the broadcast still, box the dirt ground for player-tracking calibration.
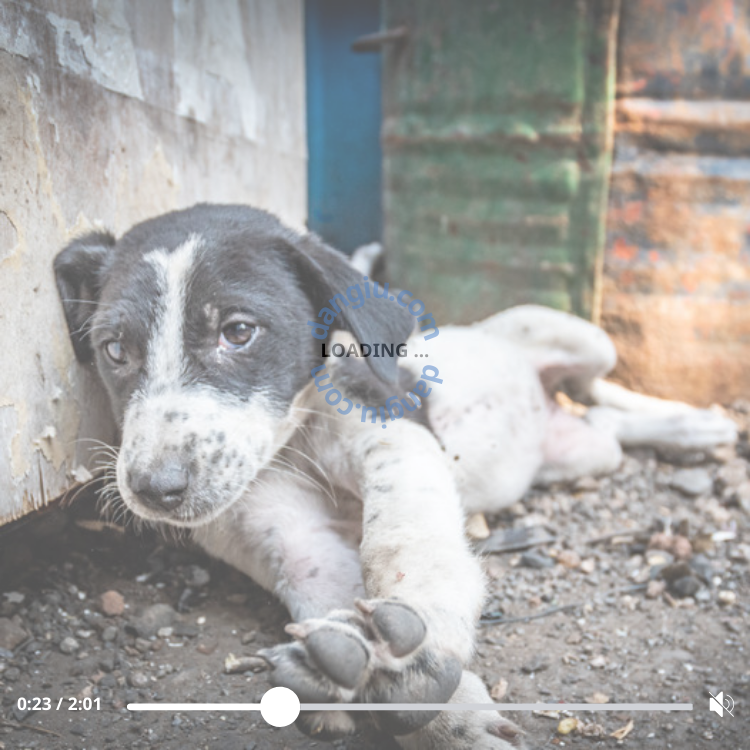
[1,408,749,750]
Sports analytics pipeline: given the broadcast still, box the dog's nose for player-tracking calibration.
[130,460,189,512]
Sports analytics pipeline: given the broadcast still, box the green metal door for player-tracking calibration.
[382,0,619,323]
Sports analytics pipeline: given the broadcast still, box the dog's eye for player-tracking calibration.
[104,339,127,365]
[219,322,256,350]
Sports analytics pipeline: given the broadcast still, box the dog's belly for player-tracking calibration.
[405,327,548,513]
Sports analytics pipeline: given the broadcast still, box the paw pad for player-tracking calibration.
[306,628,369,689]
[365,600,427,657]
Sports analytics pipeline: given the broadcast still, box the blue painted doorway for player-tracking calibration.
[305,0,382,254]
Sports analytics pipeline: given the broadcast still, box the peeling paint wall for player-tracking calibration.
[603,0,750,405]
[0,1,306,524]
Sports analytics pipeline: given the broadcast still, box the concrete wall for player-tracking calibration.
[0,0,306,524]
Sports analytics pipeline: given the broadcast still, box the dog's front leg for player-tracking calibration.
[263,420,524,748]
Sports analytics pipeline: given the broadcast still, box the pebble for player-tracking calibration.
[59,636,80,654]
[0,616,27,650]
[646,580,666,599]
[100,590,125,617]
[734,481,750,513]
[102,625,119,642]
[129,671,150,688]
[659,561,692,582]
[519,551,554,569]
[3,666,21,681]
[688,554,713,585]
[172,622,200,638]
[521,655,549,674]
[224,654,269,674]
[669,468,713,497]
[579,558,596,575]
[716,459,747,489]
[718,590,737,607]
[589,655,607,669]
[186,566,211,588]
[490,678,508,700]
[131,603,176,638]
[669,576,701,599]
[557,550,581,569]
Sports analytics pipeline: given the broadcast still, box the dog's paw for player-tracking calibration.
[259,599,463,738]
[397,671,526,750]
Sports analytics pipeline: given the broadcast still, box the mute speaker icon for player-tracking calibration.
[709,690,734,718]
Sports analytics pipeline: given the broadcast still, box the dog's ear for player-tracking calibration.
[287,233,414,385]
[54,231,116,363]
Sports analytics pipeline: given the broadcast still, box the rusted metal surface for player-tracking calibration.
[0,0,306,526]
[603,0,750,405]
[382,0,620,324]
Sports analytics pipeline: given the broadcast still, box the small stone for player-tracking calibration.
[3,666,21,681]
[521,656,549,674]
[240,631,257,645]
[466,512,491,541]
[557,550,581,569]
[0,616,27,651]
[101,625,118,642]
[129,671,150,688]
[490,678,508,700]
[646,580,666,599]
[718,590,737,607]
[669,576,701,599]
[669,468,713,497]
[3,592,24,605]
[70,723,87,737]
[717,459,747,489]
[100,590,125,617]
[585,691,610,704]
[186,566,211,588]
[579,558,596,574]
[224,654,269,674]
[135,638,152,653]
[131,603,176,638]
[172,622,199,638]
[558,717,579,735]
[671,536,693,561]
[659,561,692,582]
[734,482,750,513]
[157,627,174,638]
[197,639,219,655]
[688,554,713,585]
[99,653,116,673]
[519,551,554,569]
[589,655,607,669]
[59,636,81,654]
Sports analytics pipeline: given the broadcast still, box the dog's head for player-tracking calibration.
[54,204,412,527]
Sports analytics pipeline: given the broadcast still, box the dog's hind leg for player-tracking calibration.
[534,402,623,485]
[473,304,616,401]
[586,377,736,451]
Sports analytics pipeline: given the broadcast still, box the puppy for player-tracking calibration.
[55,204,524,749]
[55,204,736,748]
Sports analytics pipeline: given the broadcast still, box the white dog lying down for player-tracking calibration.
[54,205,736,750]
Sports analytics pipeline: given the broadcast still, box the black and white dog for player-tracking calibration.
[54,204,735,749]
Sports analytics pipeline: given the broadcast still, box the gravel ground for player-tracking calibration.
[1,407,749,750]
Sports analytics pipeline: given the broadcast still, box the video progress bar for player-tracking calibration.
[129,703,693,712]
